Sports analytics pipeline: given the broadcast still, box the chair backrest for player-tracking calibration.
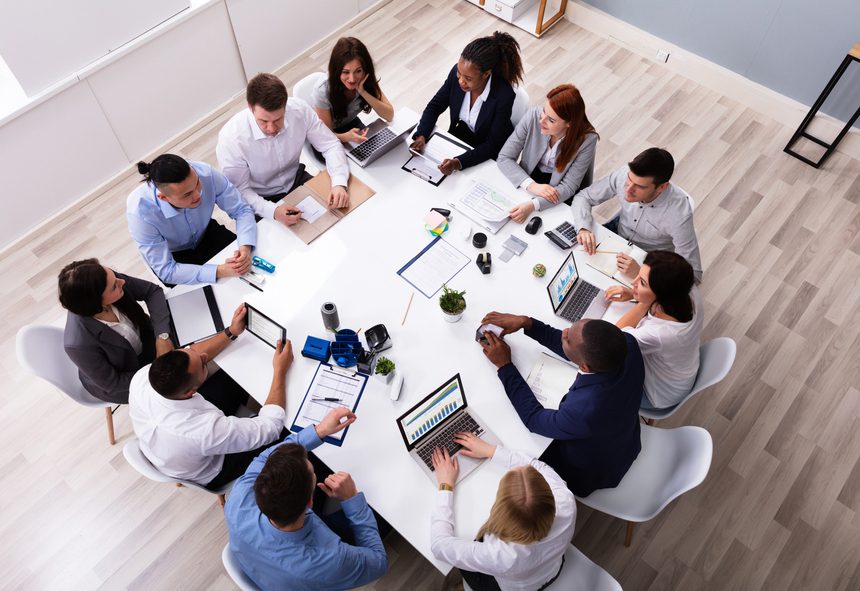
[292,72,326,107]
[511,84,530,127]
[676,184,696,212]
[550,544,622,591]
[16,324,106,408]
[222,544,262,591]
[122,438,236,495]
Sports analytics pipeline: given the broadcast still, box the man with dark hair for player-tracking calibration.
[216,72,351,226]
[571,147,703,282]
[128,304,292,489]
[225,407,389,591]
[478,312,645,496]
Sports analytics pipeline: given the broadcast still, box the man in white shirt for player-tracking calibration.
[128,304,292,489]
[216,73,350,226]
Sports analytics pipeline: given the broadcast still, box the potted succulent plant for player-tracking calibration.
[374,355,396,384]
[439,284,466,323]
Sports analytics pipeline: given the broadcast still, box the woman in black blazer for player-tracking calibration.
[59,259,173,404]
[411,31,523,175]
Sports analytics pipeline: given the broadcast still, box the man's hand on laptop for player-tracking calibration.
[453,432,496,460]
[480,312,531,336]
[329,186,350,209]
[480,332,512,369]
[432,447,459,488]
[316,407,356,439]
[318,471,358,501]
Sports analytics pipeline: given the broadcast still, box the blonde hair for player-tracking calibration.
[475,465,556,544]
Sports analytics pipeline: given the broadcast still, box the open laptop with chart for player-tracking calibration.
[344,108,418,167]
[547,252,609,322]
[395,374,500,484]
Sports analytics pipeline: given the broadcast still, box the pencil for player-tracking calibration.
[402,292,414,326]
[593,249,622,255]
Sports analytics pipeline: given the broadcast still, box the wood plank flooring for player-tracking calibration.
[1,1,859,589]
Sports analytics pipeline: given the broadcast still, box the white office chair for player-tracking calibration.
[463,543,620,591]
[122,438,235,507]
[640,337,736,422]
[511,84,530,127]
[576,425,713,547]
[16,324,118,445]
[676,185,696,212]
[222,544,261,591]
[292,71,326,107]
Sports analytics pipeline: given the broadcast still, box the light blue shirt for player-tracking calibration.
[126,160,257,285]
[225,428,388,591]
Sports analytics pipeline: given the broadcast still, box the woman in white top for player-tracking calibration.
[431,433,576,591]
[312,37,394,144]
[605,250,704,409]
[59,258,174,404]
[497,84,599,223]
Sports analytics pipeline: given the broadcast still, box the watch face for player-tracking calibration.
[158,333,170,340]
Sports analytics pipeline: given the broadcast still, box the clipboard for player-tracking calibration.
[291,363,368,446]
[397,235,470,298]
[165,285,223,347]
[401,132,470,186]
[280,171,375,244]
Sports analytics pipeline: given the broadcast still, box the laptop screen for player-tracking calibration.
[396,374,466,450]
[547,253,579,312]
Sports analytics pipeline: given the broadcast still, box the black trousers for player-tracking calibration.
[162,219,237,288]
[312,117,363,162]
[255,165,314,222]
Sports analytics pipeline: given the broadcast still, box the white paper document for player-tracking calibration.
[459,181,517,222]
[526,352,580,409]
[397,237,470,298]
[293,365,367,442]
[424,133,465,163]
[296,195,327,224]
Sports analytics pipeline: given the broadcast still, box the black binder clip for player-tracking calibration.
[476,252,492,274]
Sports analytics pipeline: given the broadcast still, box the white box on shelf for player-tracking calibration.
[484,0,534,24]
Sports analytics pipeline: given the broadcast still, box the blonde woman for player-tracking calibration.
[431,433,576,591]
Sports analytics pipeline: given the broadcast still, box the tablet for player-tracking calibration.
[245,303,286,349]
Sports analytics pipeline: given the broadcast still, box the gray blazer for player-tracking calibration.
[497,105,598,209]
[64,273,170,404]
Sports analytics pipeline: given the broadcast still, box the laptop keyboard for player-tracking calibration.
[415,413,484,471]
[349,127,397,162]
[559,281,600,322]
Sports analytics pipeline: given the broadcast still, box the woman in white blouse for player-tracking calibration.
[605,250,704,409]
[59,258,173,404]
[431,433,576,591]
[497,84,598,223]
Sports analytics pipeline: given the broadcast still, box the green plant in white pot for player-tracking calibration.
[374,356,396,383]
[439,284,466,323]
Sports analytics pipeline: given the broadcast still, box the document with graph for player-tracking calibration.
[291,363,368,446]
[449,180,514,234]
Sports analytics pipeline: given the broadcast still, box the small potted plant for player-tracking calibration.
[374,355,396,384]
[439,284,466,323]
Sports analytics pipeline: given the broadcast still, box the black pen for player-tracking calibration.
[313,397,343,402]
[239,276,263,292]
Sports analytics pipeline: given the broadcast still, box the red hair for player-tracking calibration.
[546,84,597,172]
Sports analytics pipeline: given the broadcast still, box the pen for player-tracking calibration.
[239,276,263,292]
[313,397,343,402]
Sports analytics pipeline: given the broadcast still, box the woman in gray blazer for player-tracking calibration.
[497,84,598,222]
[59,259,173,404]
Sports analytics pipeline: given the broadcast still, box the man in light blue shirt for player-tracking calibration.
[225,407,388,591]
[127,154,257,286]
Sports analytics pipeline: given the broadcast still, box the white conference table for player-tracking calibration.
[205,132,628,573]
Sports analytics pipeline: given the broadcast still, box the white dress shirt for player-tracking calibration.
[97,305,142,356]
[458,75,493,132]
[128,365,285,485]
[430,447,576,590]
[216,98,349,220]
[519,137,563,211]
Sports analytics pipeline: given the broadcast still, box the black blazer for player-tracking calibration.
[414,65,516,169]
[63,273,171,404]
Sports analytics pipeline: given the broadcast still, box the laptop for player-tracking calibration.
[395,374,500,484]
[345,110,418,167]
[547,252,609,322]
[544,220,578,249]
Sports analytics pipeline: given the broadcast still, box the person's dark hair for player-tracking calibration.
[580,319,628,373]
[545,84,598,172]
[246,72,288,112]
[628,147,674,186]
[461,31,523,86]
[254,443,314,527]
[148,350,195,399]
[327,37,380,124]
[136,154,191,188]
[643,251,695,322]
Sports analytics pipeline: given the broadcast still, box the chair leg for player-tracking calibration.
[104,407,116,445]
[625,521,635,547]
[218,494,226,508]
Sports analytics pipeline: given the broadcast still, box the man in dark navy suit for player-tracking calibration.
[479,312,645,497]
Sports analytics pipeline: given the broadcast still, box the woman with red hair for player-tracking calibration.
[498,84,598,223]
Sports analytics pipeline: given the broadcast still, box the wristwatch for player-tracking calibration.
[438,483,454,492]
[157,333,171,342]
[224,327,238,341]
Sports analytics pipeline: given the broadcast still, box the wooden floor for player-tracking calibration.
[2,1,860,589]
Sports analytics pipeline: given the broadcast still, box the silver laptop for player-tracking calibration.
[547,252,609,322]
[345,112,418,167]
[396,374,500,484]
